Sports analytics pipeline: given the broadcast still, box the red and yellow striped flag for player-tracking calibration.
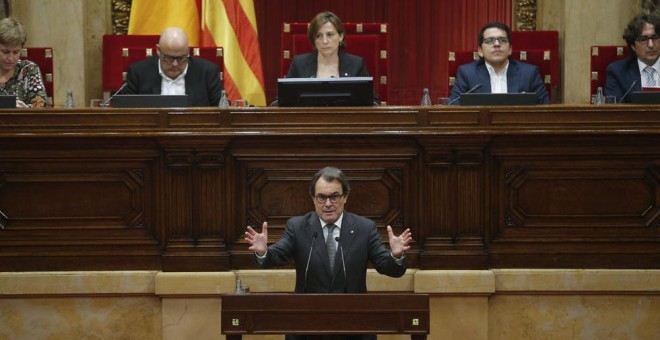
[128,0,202,46]
[201,0,266,106]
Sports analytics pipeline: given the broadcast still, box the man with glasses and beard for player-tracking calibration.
[448,22,550,105]
[124,27,222,106]
[606,14,660,103]
[245,166,412,340]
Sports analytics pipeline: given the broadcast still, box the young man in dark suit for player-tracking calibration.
[606,14,660,103]
[123,27,222,107]
[448,22,550,105]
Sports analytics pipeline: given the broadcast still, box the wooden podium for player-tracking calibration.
[221,293,430,339]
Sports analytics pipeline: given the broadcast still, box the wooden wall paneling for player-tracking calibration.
[0,138,161,270]
[1,106,660,271]
[417,137,490,269]
[160,140,231,271]
[488,135,660,268]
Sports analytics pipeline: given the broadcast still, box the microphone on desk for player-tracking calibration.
[335,236,347,292]
[447,83,482,105]
[303,232,318,293]
[618,80,637,103]
[100,82,128,107]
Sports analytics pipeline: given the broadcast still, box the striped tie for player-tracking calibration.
[644,66,657,87]
[325,224,337,271]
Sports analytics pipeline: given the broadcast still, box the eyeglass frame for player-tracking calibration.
[482,37,510,45]
[635,35,660,44]
[314,192,345,204]
[158,48,190,64]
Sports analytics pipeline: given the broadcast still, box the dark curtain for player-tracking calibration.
[254,0,511,105]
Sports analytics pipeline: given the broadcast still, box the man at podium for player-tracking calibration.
[245,166,412,296]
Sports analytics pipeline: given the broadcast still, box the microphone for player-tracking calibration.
[618,80,637,103]
[100,82,128,107]
[447,83,482,105]
[303,232,318,293]
[335,236,347,292]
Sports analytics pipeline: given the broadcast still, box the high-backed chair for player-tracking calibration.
[447,31,559,102]
[281,22,389,104]
[20,47,53,104]
[103,34,160,93]
[590,45,631,96]
[103,35,224,94]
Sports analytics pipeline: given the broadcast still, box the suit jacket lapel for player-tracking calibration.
[627,60,642,92]
[476,62,492,93]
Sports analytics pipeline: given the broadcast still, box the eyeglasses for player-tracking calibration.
[482,37,510,45]
[636,35,660,43]
[160,53,189,64]
[314,193,344,204]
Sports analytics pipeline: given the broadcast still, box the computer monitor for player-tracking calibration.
[0,95,17,108]
[277,77,374,107]
[112,94,188,108]
[631,91,660,104]
[459,93,537,106]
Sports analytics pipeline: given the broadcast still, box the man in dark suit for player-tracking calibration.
[606,14,660,103]
[245,166,412,340]
[449,22,550,105]
[123,27,222,107]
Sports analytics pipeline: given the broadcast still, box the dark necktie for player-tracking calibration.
[325,224,337,271]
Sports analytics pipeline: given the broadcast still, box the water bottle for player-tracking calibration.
[420,88,432,106]
[65,89,75,108]
[218,90,230,108]
[593,87,605,105]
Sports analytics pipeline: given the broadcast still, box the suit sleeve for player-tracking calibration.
[449,65,470,105]
[528,66,550,104]
[366,223,407,278]
[286,56,302,78]
[605,63,625,103]
[254,221,296,268]
[204,61,223,106]
[124,63,140,94]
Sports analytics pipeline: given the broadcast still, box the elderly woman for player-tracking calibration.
[286,11,370,78]
[0,17,47,107]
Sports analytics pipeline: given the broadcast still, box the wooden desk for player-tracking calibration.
[221,293,429,339]
[0,105,659,271]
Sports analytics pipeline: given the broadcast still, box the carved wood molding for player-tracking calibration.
[514,0,537,31]
[111,0,131,34]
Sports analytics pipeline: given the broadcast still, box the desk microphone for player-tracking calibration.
[303,232,318,293]
[335,236,347,292]
[447,83,482,105]
[618,80,637,103]
[100,82,128,107]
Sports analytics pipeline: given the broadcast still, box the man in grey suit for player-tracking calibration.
[245,167,412,339]
[123,27,222,107]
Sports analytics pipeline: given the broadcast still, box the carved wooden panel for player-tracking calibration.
[1,107,659,270]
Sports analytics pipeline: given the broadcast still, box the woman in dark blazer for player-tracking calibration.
[285,11,369,78]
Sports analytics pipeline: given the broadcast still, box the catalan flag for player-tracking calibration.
[201,0,266,106]
[128,0,202,46]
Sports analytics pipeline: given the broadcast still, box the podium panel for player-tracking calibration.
[221,293,429,339]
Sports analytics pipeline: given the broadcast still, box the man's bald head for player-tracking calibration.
[157,27,190,79]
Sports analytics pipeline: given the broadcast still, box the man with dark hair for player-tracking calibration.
[245,166,412,340]
[448,22,550,105]
[606,14,660,103]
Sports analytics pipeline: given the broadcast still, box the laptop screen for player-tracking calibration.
[112,94,188,108]
[277,77,374,107]
[631,91,660,104]
[459,93,537,106]
[0,95,17,108]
